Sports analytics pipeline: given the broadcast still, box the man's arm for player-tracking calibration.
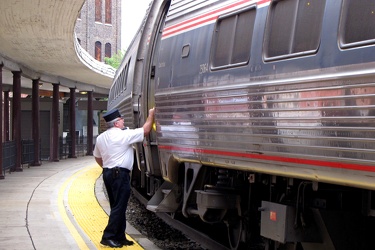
[95,157,103,167]
[143,108,155,136]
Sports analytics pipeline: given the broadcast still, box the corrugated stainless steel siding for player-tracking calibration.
[117,94,136,129]
[155,76,375,164]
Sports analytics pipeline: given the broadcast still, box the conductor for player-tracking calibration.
[93,107,155,248]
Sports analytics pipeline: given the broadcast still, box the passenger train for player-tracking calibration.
[108,0,375,249]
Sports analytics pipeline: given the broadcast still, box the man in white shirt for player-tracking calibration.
[93,108,155,248]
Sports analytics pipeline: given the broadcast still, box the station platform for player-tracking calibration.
[0,156,161,250]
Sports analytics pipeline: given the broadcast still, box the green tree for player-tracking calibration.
[104,50,125,69]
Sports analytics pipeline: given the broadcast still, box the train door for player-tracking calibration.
[143,1,170,195]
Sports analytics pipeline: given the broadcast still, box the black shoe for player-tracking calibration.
[100,239,123,248]
[119,238,134,246]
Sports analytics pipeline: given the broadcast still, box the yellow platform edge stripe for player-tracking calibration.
[60,165,143,249]
[58,167,90,250]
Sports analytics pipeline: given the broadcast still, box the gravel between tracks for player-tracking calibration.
[126,193,204,250]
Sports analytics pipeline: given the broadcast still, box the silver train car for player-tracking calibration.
[108,0,375,249]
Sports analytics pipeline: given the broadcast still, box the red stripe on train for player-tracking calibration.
[162,0,270,38]
[158,145,375,173]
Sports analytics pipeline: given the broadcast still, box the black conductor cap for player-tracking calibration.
[103,109,121,122]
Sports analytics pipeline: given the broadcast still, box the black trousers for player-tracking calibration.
[102,167,131,241]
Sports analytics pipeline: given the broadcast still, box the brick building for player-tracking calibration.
[75,0,121,62]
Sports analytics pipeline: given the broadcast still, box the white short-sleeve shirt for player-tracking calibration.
[93,127,144,170]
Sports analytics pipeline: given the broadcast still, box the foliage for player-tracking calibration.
[104,50,125,69]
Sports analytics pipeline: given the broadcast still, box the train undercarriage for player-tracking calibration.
[133,160,375,250]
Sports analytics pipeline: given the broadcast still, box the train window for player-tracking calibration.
[109,87,113,101]
[120,70,125,92]
[340,0,375,48]
[121,73,125,91]
[109,87,114,103]
[211,7,256,69]
[112,58,130,97]
[123,58,131,90]
[117,67,125,96]
[115,80,120,98]
[119,70,125,93]
[264,0,325,60]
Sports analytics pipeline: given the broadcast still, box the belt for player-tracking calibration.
[103,167,130,173]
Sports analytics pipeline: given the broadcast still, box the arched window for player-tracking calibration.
[105,43,112,58]
[95,0,102,22]
[95,41,102,61]
[105,0,112,24]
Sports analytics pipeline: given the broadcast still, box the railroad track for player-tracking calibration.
[132,188,230,250]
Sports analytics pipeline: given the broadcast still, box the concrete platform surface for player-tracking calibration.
[0,156,160,250]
